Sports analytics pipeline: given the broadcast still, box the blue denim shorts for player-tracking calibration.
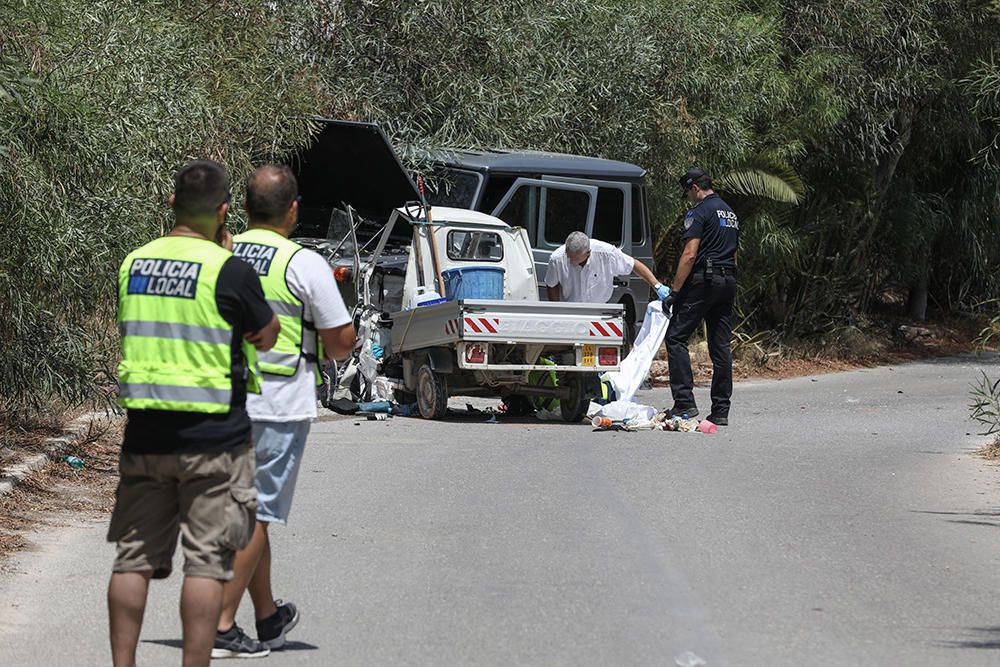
[252,421,310,524]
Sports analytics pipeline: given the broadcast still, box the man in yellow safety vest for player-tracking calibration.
[107,160,280,666]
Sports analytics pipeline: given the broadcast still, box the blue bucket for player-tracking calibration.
[441,266,505,300]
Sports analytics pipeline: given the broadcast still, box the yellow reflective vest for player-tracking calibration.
[528,357,559,410]
[233,228,321,378]
[117,236,261,414]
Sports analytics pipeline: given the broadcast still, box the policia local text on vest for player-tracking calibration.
[118,235,263,412]
[232,228,323,380]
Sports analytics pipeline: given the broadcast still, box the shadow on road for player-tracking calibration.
[142,638,319,652]
[912,508,1000,529]
[420,407,594,426]
[936,626,1000,649]
[922,352,1000,366]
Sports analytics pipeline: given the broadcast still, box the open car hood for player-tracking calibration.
[288,119,421,221]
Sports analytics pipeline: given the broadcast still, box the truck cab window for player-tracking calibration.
[447,230,504,262]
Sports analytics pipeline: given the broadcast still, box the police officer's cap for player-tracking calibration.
[679,167,711,198]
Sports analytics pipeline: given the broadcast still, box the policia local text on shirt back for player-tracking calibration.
[662,167,739,426]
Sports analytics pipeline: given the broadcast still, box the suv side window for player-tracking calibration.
[591,187,624,246]
[542,187,593,245]
[631,185,645,246]
[479,175,517,214]
[493,183,540,243]
[491,179,598,249]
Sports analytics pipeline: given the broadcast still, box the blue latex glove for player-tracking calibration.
[371,343,384,359]
[654,283,671,301]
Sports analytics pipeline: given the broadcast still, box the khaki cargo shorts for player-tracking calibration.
[107,444,256,581]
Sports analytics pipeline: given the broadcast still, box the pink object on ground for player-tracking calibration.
[698,419,718,434]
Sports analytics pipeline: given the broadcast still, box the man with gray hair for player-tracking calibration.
[212,165,356,658]
[545,230,668,304]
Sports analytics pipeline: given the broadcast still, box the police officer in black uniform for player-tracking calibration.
[661,167,739,425]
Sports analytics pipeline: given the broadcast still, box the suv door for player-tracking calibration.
[539,176,650,337]
[489,178,598,299]
[541,175,630,239]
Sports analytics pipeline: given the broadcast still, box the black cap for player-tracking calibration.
[679,167,710,191]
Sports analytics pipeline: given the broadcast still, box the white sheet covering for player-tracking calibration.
[602,300,670,402]
[586,300,670,430]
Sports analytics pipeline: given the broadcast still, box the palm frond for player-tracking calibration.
[717,165,804,204]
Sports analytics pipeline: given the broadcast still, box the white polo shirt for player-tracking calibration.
[247,248,351,422]
[544,239,634,303]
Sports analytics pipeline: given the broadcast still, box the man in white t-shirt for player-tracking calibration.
[213,166,356,658]
[545,231,669,303]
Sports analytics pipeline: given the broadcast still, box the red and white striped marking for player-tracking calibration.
[444,318,462,335]
[463,317,501,334]
[589,321,623,338]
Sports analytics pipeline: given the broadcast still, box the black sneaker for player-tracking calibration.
[669,406,698,419]
[256,599,300,650]
[707,414,728,426]
[212,624,270,659]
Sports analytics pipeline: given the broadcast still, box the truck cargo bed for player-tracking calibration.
[389,299,624,352]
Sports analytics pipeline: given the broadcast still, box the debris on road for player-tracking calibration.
[675,650,707,667]
[62,455,85,469]
[659,415,702,432]
[357,400,392,414]
[588,407,717,434]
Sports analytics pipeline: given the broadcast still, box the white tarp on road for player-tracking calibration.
[587,300,670,427]
[602,300,670,402]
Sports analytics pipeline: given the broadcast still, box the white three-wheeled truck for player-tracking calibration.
[374,204,626,421]
[289,119,625,421]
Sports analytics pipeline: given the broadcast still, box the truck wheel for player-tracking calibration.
[416,363,448,420]
[560,374,590,423]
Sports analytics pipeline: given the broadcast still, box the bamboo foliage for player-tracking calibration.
[1,0,998,423]
[0,1,323,420]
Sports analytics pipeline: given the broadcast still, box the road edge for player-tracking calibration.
[0,412,110,498]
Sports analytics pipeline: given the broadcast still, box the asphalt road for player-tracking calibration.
[3,354,1000,666]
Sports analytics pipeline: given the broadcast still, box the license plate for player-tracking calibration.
[581,344,595,367]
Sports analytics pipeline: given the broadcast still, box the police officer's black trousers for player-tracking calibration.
[665,273,737,417]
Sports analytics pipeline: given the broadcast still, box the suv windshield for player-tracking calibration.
[426,167,480,208]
